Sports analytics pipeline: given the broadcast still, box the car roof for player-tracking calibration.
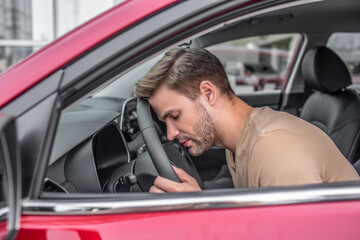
[194,0,360,48]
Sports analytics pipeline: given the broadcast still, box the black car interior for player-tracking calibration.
[300,46,360,166]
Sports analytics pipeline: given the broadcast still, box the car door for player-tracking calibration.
[4,0,360,239]
[0,116,21,240]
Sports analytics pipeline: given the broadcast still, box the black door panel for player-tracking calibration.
[280,92,304,116]
[239,90,281,108]
[192,147,234,189]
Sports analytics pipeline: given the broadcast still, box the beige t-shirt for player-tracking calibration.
[226,107,359,188]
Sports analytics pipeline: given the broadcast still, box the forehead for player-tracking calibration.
[148,85,193,117]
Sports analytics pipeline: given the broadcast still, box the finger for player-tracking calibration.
[172,166,192,183]
[154,176,182,192]
[172,166,201,192]
[149,185,165,193]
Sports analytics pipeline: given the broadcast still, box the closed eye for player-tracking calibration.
[171,112,179,120]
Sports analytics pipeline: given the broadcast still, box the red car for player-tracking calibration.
[1,0,360,239]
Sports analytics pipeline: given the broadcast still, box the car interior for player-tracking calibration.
[300,46,360,165]
[43,0,360,195]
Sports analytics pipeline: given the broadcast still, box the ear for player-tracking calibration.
[199,81,216,106]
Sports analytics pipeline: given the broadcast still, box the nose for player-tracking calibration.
[166,122,180,140]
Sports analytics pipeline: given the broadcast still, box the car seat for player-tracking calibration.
[300,46,360,166]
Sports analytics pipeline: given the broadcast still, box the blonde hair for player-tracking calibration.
[134,48,233,100]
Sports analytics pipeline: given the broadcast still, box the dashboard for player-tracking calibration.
[44,97,157,194]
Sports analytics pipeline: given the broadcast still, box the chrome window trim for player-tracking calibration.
[23,184,360,215]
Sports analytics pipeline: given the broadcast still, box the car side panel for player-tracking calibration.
[0,222,7,240]
[16,200,360,240]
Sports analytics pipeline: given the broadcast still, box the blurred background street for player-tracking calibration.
[0,0,123,72]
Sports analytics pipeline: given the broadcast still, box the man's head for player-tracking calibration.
[134,48,233,155]
[245,65,255,76]
[133,48,233,100]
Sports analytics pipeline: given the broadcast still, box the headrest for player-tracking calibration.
[302,46,351,93]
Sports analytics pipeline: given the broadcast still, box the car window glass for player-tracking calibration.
[92,53,165,100]
[207,34,301,94]
[327,33,360,86]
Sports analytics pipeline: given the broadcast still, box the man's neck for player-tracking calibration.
[214,96,253,152]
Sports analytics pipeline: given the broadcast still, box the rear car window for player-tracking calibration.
[327,33,360,86]
[207,33,301,94]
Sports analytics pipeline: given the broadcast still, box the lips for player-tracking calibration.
[182,140,190,147]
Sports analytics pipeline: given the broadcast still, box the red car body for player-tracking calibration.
[0,0,360,239]
[17,201,360,239]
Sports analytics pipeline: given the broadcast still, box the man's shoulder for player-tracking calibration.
[254,107,317,136]
[253,107,294,132]
[234,107,312,157]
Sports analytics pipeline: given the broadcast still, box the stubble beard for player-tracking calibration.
[186,103,217,156]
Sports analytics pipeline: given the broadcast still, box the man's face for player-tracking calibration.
[149,85,216,156]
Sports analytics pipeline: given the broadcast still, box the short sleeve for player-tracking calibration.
[249,130,323,187]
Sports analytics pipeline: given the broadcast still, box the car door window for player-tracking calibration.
[207,34,301,94]
[327,33,360,88]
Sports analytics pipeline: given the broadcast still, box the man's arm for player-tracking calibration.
[150,166,201,193]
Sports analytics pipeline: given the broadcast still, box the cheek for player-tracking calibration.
[179,114,199,132]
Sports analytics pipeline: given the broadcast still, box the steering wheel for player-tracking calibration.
[137,99,203,187]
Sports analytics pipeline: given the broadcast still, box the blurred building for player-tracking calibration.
[0,0,122,72]
[0,0,32,72]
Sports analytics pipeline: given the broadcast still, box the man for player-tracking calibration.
[133,48,359,193]
[244,65,259,90]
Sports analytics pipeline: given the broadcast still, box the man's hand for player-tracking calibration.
[149,166,201,193]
